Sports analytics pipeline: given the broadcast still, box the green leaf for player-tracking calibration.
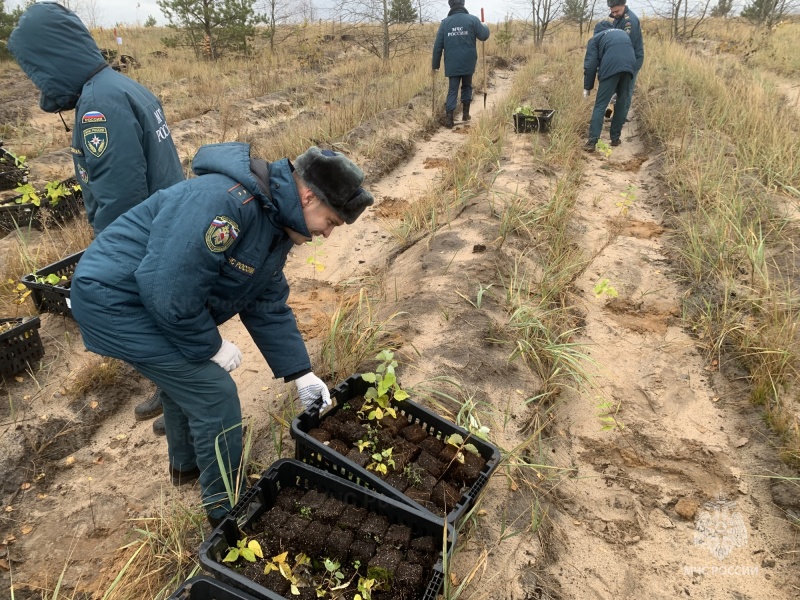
[222,548,240,562]
[241,547,256,562]
[447,433,464,447]
[464,443,480,456]
[361,373,377,383]
[393,389,409,402]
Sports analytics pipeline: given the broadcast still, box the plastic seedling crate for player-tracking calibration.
[200,459,454,600]
[0,316,44,379]
[0,179,84,233]
[168,576,260,600]
[291,374,501,527]
[513,109,555,133]
[21,251,84,319]
[0,142,29,191]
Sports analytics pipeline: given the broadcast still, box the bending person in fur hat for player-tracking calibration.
[432,0,490,128]
[69,142,374,527]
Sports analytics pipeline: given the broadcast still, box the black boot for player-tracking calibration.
[462,103,471,122]
[445,111,454,128]
[134,387,163,420]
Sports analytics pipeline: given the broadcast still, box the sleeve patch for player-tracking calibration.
[205,215,240,252]
[83,127,108,158]
[82,111,106,123]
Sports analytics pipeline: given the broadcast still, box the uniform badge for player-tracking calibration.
[81,111,106,123]
[83,127,108,158]
[205,216,240,252]
[78,166,89,184]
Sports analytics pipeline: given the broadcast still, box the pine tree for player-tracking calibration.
[157,0,260,59]
[0,1,24,61]
[389,0,418,24]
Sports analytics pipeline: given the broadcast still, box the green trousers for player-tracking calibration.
[130,358,244,521]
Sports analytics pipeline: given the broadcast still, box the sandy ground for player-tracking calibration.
[1,56,799,600]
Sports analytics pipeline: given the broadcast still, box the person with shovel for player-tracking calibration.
[8,2,184,434]
[69,142,374,526]
[583,20,637,152]
[432,0,490,129]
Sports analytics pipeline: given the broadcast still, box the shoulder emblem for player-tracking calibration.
[205,215,240,252]
[82,111,106,124]
[83,127,108,158]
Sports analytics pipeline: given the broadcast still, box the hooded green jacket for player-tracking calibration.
[8,2,183,233]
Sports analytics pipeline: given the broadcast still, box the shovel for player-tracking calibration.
[431,67,436,119]
[481,8,487,109]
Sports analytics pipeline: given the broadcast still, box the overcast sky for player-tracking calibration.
[6,0,523,28]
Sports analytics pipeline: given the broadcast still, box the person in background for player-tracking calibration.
[608,0,644,117]
[9,2,184,434]
[432,0,490,129]
[583,20,636,151]
[69,142,374,525]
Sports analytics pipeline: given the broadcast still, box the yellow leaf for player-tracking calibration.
[248,539,263,559]
[273,551,288,563]
[14,377,23,383]
[450,572,459,585]
[20,482,30,491]
[21,525,33,535]
[291,584,300,595]
[4,506,13,513]
[64,456,75,466]
[510,480,518,491]
[279,562,293,579]
[90,401,99,409]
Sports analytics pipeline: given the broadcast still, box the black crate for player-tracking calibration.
[513,109,555,133]
[0,179,84,233]
[0,316,44,379]
[200,459,454,600]
[169,576,260,600]
[291,374,501,527]
[21,251,84,319]
[0,142,29,191]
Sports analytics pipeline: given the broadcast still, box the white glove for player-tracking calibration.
[210,339,242,372]
[583,89,590,99]
[295,372,331,409]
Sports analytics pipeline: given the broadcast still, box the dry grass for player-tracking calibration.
[636,29,800,463]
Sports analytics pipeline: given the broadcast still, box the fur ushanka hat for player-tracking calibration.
[293,147,374,224]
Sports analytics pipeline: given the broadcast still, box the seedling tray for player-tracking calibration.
[0,142,29,191]
[21,250,84,319]
[513,109,555,133]
[0,178,84,232]
[200,459,454,600]
[291,374,501,526]
[0,316,44,379]
[168,576,260,600]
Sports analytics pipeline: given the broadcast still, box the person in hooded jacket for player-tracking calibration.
[432,0,490,129]
[69,142,374,525]
[8,2,184,432]
[583,20,636,152]
[608,0,644,116]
